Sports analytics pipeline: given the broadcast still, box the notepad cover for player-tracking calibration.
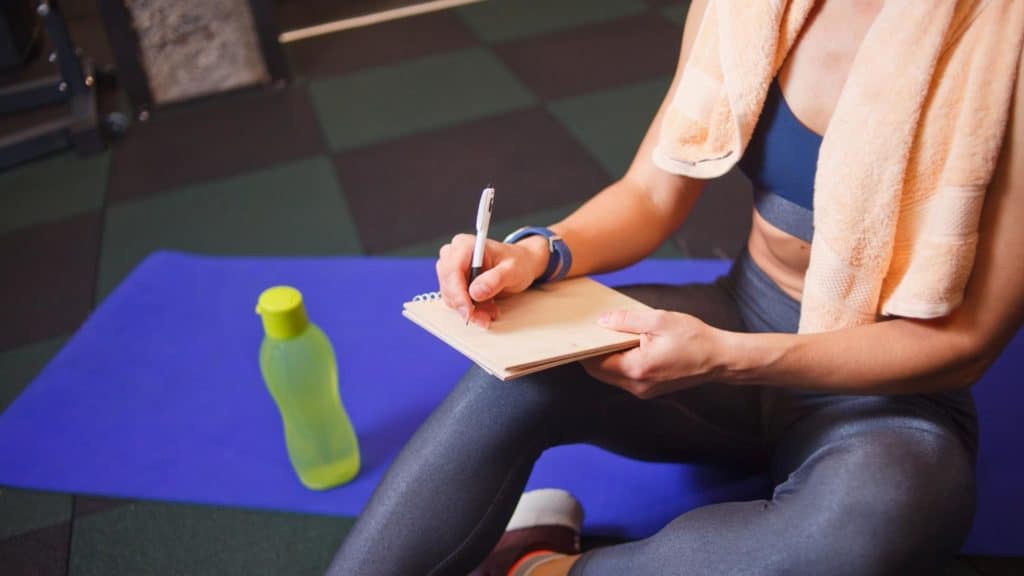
[402,277,651,380]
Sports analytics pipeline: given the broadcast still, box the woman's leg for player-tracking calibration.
[326,282,770,576]
[568,397,976,575]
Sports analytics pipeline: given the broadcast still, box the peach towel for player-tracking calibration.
[654,0,1024,333]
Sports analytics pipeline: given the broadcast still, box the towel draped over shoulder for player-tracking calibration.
[654,0,1024,333]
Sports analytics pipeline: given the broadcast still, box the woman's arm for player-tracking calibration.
[541,0,709,277]
[437,0,710,326]
[586,49,1024,397]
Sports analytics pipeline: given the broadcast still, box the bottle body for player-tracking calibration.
[259,324,360,489]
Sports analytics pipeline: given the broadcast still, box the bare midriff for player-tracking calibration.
[747,207,810,302]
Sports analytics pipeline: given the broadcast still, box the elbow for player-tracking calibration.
[950,334,1001,391]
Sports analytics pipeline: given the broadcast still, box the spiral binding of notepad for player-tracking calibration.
[411,291,442,302]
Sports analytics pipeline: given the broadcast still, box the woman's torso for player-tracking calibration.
[745,0,883,301]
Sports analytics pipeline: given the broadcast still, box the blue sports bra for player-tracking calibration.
[738,79,822,242]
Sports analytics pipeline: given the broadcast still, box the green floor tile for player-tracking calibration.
[97,156,362,299]
[0,487,72,541]
[0,336,66,414]
[309,47,535,152]
[69,502,354,576]
[548,77,672,178]
[651,238,686,259]
[0,152,109,236]
[457,0,647,43]
[660,2,691,25]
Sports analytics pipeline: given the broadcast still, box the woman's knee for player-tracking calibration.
[441,362,594,438]
[785,429,975,572]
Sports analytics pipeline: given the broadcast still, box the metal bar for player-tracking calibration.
[0,74,64,115]
[95,0,153,114]
[247,0,289,83]
[0,116,73,171]
[279,0,485,44]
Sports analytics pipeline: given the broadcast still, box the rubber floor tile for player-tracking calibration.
[0,212,101,351]
[107,85,325,203]
[308,47,535,151]
[384,201,585,257]
[287,10,478,79]
[549,77,672,178]
[0,151,109,237]
[0,521,69,576]
[333,108,608,253]
[672,168,753,260]
[98,156,362,299]
[0,488,71,541]
[456,0,646,43]
[660,2,691,25]
[494,11,680,100]
[75,495,135,518]
[69,501,354,576]
[0,337,65,415]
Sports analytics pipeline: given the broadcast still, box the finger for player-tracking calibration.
[594,347,645,380]
[467,305,494,329]
[437,260,472,317]
[437,241,475,314]
[475,300,500,321]
[469,260,515,302]
[580,356,637,392]
[597,308,663,334]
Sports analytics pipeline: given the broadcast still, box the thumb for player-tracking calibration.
[469,261,514,301]
[598,308,661,334]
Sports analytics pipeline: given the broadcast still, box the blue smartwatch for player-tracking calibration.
[503,226,573,283]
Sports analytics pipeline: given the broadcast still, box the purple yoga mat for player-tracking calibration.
[0,253,1019,553]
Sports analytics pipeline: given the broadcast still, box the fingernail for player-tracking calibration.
[598,312,610,325]
[457,305,468,318]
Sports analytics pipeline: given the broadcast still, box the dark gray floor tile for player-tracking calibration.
[333,108,609,253]
[0,212,101,351]
[494,11,680,100]
[0,521,69,576]
[456,0,646,43]
[287,10,477,78]
[107,84,325,203]
[673,169,753,259]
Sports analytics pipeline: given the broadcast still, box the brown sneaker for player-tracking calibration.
[469,489,584,576]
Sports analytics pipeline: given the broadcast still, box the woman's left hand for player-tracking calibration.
[581,308,726,399]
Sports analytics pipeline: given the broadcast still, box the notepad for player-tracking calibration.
[402,277,651,380]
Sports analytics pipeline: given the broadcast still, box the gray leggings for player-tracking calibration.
[327,253,978,575]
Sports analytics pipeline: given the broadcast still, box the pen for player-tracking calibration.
[468,185,495,324]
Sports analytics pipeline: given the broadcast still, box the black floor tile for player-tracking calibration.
[494,11,680,100]
[965,555,1024,575]
[0,522,70,576]
[74,495,135,518]
[0,212,101,351]
[287,10,478,79]
[333,107,609,253]
[107,84,325,203]
[672,168,753,259]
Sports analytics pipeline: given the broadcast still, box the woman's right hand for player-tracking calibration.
[436,233,548,328]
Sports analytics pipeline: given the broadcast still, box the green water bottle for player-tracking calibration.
[256,286,360,490]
